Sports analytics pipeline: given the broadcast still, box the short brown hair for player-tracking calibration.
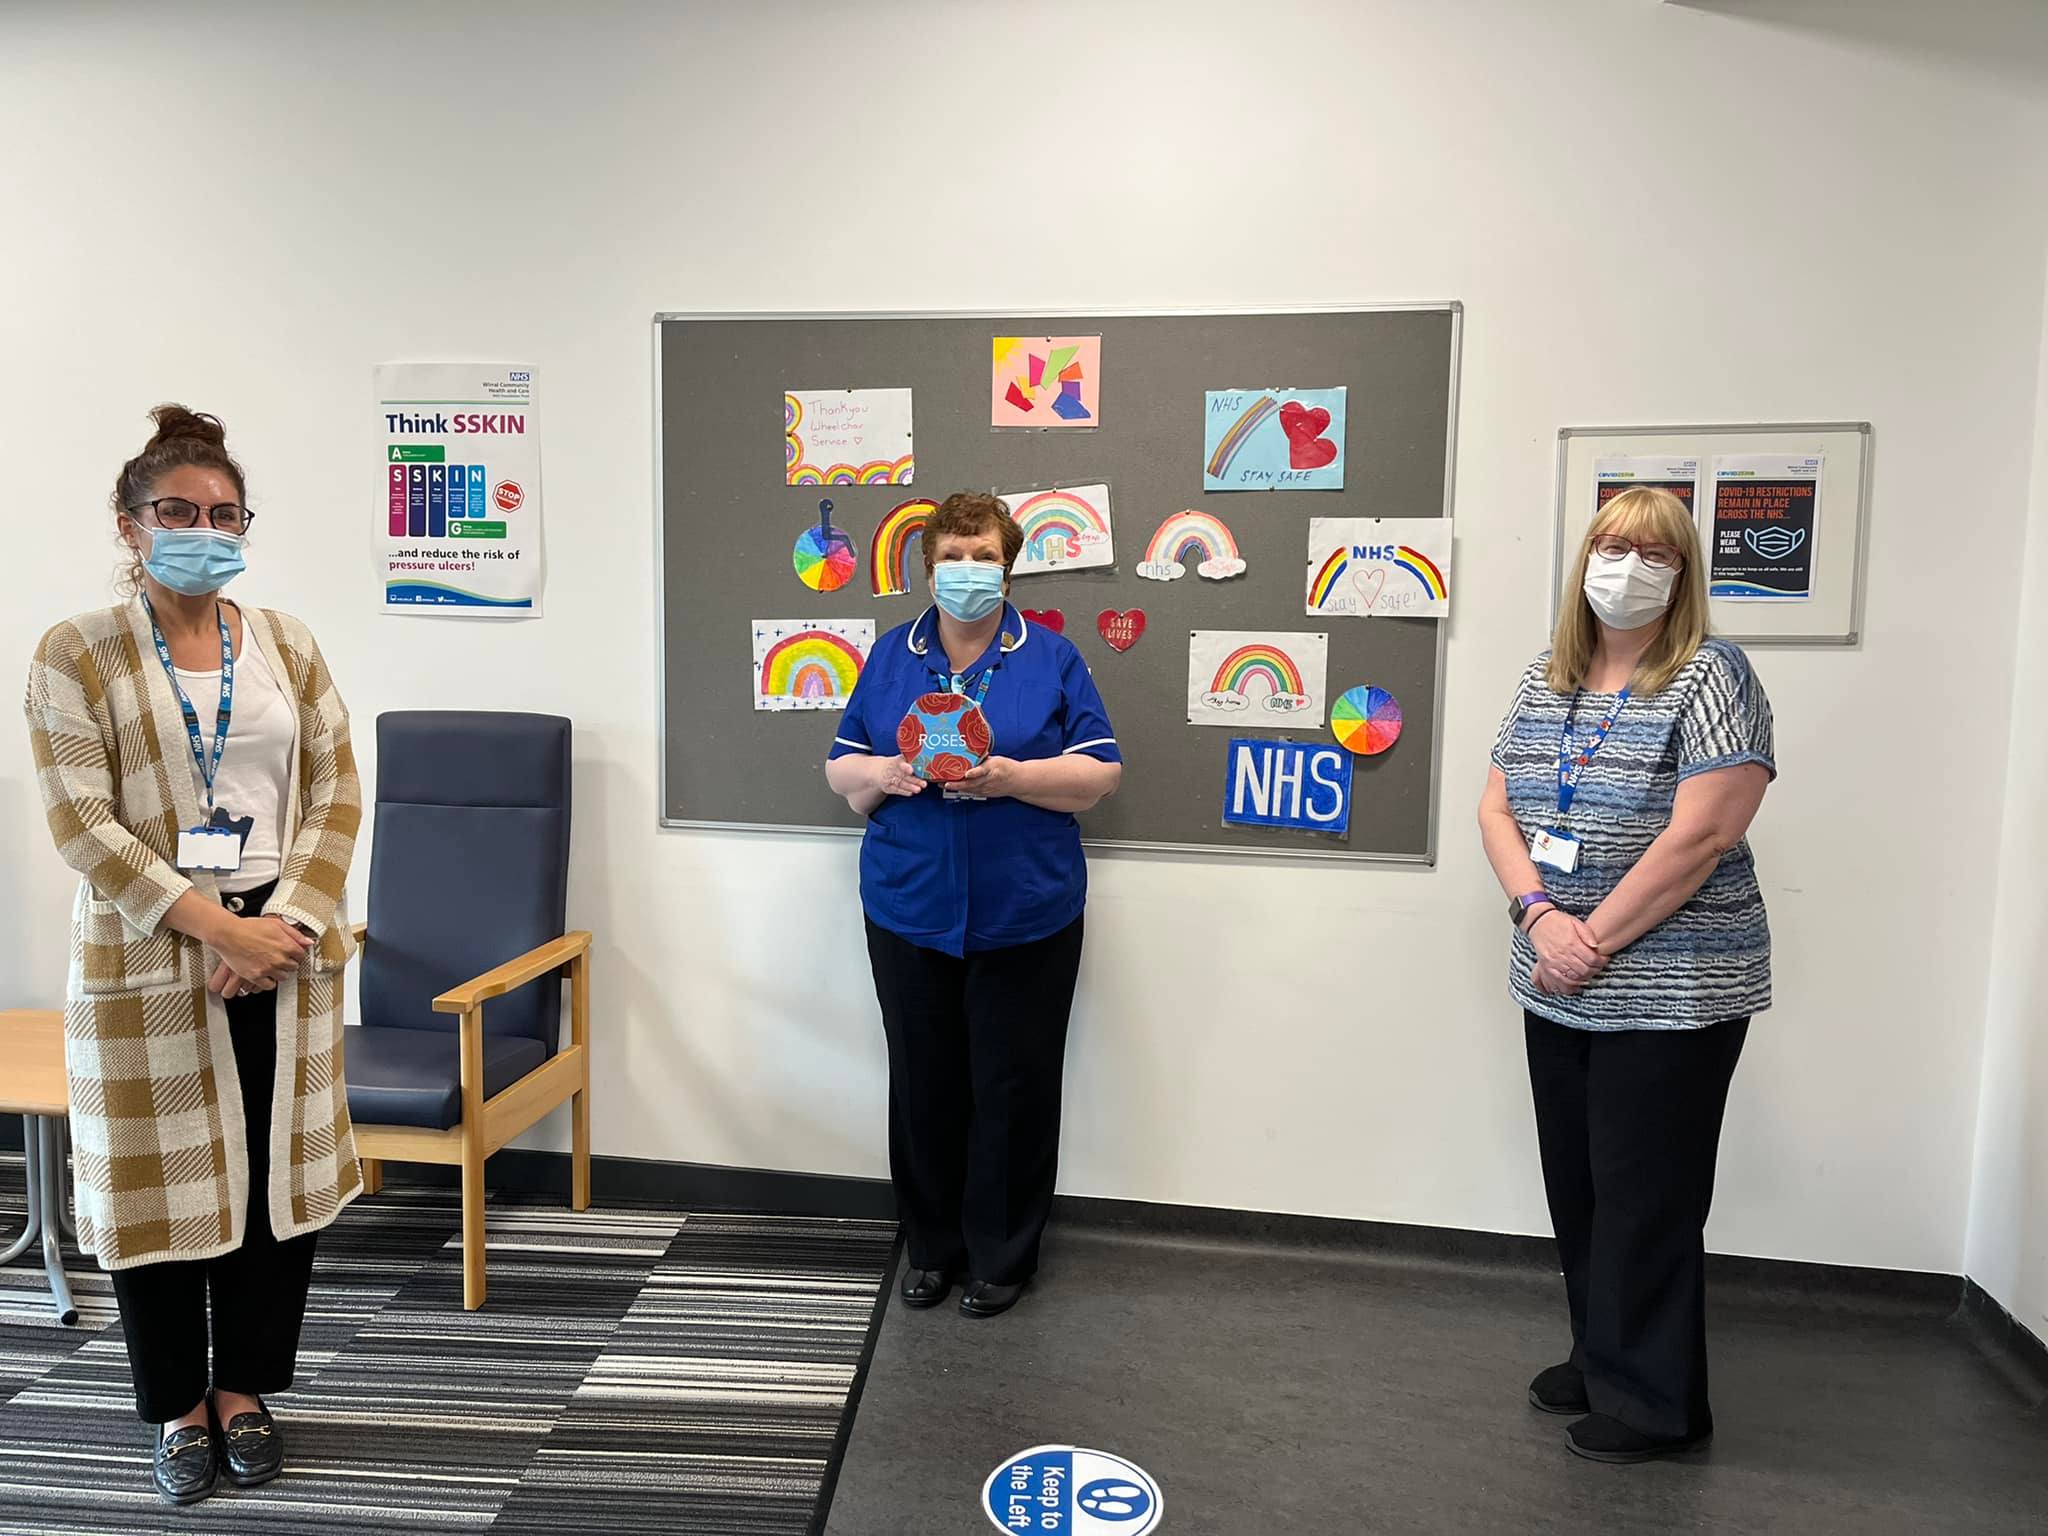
[923,491,1023,577]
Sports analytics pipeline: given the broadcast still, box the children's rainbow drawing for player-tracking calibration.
[1303,518,1455,618]
[789,454,915,487]
[784,389,915,486]
[870,497,937,597]
[1137,509,1246,582]
[751,619,875,712]
[1186,630,1328,727]
[1203,394,1279,482]
[1001,484,1116,575]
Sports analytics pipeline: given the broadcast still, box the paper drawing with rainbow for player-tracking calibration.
[1203,387,1346,491]
[998,483,1115,576]
[1137,509,1247,582]
[1186,629,1329,728]
[1303,518,1453,619]
[751,618,875,712]
[990,335,1100,428]
[870,497,937,597]
[785,389,914,486]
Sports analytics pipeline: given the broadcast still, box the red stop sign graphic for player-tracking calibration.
[493,480,524,513]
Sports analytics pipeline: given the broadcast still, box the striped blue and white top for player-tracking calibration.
[1492,638,1776,1031]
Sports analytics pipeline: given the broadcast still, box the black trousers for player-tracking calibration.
[1525,1012,1749,1441]
[866,916,1085,1285]
[111,900,319,1423]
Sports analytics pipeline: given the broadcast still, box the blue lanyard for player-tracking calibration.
[944,666,998,711]
[1557,686,1628,818]
[143,597,235,811]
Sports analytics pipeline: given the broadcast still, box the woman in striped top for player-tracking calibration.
[1478,485,1775,1464]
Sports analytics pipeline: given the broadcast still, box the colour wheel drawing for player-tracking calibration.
[1332,686,1402,755]
[792,499,857,593]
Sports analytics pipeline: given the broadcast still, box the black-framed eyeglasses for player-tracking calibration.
[1591,533,1682,570]
[127,497,254,535]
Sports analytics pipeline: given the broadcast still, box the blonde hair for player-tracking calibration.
[1547,486,1709,695]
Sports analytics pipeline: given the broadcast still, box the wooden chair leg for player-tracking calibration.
[461,1124,487,1311]
[360,1158,384,1196]
[571,1086,591,1212]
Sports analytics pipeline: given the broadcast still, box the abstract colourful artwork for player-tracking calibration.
[1185,630,1329,728]
[870,497,937,597]
[1331,685,1404,756]
[785,389,914,486]
[991,335,1100,428]
[999,483,1115,575]
[1203,387,1347,491]
[1304,518,1452,619]
[751,618,875,712]
[1136,509,1246,582]
[791,499,857,593]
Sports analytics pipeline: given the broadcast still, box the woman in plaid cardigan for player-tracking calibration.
[23,407,362,1504]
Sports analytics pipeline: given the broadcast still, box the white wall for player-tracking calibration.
[1966,247,2048,1334]
[5,1,2047,1276]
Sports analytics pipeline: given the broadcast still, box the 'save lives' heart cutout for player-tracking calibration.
[1020,608,1065,634]
[1279,400,1338,471]
[1097,609,1146,652]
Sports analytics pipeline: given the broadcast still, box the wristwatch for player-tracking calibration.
[1509,891,1552,931]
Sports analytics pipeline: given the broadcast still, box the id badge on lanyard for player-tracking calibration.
[146,598,246,875]
[1535,687,1630,874]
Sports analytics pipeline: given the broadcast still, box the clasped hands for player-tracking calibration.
[868,753,1024,800]
[207,914,315,1000]
[1527,908,1609,997]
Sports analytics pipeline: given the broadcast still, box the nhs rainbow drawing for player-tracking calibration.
[1137,510,1247,582]
[1000,483,1116,575]
[1186,629,1329,728]
[870,497,937,597]
[1303,518,1454,618]
[751,619,875,712]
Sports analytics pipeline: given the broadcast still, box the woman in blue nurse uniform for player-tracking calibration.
[825,491,1122,1319]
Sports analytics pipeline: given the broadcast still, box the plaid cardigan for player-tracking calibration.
[24,598,363,1270]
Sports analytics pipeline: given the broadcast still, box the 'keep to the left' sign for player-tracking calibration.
[1222,738,1353,835]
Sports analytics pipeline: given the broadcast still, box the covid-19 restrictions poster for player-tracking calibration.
[375,363,543,617]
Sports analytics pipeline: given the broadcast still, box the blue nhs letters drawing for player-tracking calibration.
[1222,739,1353,835]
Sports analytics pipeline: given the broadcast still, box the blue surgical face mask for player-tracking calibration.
[140,526,246,596]
[932,560,1006,622]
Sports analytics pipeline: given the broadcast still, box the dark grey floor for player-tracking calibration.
[824,1226,2048,1535]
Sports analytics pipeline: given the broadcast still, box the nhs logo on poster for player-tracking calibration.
[1223,738,1352,835]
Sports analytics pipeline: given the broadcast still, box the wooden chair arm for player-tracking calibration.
[350,921,368,947]
[433,931,592,1014]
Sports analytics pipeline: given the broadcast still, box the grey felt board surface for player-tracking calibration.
[657,309,1455,859]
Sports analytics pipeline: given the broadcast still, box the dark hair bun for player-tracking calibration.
[146,405,228,448]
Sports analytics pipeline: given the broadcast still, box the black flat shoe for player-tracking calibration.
[153,1421,219,1505]
[218,1396,285,1487]
[1565,1412,1712,1463]
[1528,1361,1589,1415]
[959,1279,1026,1318]
[899,1268,956,1309]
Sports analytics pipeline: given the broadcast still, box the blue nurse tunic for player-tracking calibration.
[828,604,1121,958]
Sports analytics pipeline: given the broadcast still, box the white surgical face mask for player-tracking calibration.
[1582,551,1678,631]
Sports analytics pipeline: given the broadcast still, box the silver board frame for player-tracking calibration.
[653,302,1463,865]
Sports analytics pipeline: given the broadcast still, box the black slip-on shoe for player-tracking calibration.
[1565,1412,1712,1463]
[218,1396,285,1487]
[959,1279,1026,1318]
[899,1268,956,1309]
[1528,1361,1590,1415]
[153,1421,219,1505]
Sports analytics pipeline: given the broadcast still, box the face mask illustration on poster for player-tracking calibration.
[1708,453,1820,601]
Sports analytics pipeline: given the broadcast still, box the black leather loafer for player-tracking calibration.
[959,1279,1026,1318]
[218,1397,285,1487]
[153,1421,219,1505]
[1528,1361,1590,1415]
[900,1268,956,1309]
[1565,1412,1711,1463]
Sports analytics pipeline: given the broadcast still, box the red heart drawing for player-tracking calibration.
[1020,608,1065,634]
[1097,609,1146,652]
[1279,400,1338,470]
[1353,567,1387,613]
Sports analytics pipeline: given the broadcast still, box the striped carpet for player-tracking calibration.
[0,1168,897,1534]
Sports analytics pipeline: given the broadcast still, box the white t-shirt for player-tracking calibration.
[172,636,295,894]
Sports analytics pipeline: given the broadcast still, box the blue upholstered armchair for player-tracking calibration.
[343,711,591,1310]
